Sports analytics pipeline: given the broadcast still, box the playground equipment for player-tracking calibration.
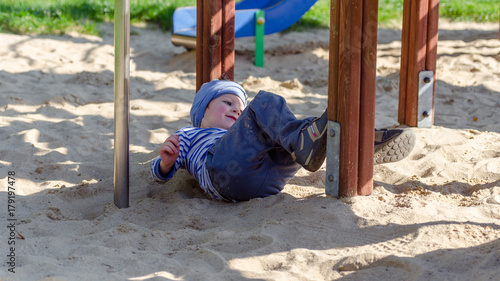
[171,0,318,66]
[114,0,130,208]
[113,0,441,207]
[326,0,379,197]
[328,0,439,196]
[398,0,439,128]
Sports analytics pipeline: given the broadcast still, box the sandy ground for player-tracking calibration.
[0,21,500,280]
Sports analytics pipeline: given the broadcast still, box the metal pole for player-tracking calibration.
[114,0,130,208]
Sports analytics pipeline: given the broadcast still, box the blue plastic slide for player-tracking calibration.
[171,0,318,48]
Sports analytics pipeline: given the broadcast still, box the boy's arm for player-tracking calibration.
[151,157,174,182]
[159,160,175,177]
[151,135,181,182]
[159,135,180,174]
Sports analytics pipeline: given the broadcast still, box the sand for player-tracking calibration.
[0,21,499,280]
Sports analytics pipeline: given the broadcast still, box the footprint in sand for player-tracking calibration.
[335,252,422,276]
[210,234,274,254]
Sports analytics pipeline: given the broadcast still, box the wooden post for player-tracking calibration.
[328,0,378,197]
[426,0,440,124]
[358,0,379,196]
[337,0,362,197]
[398,0,439,126]
[327,0,340,123]
[196,0,236,92]
[203,0,222,83]
[196,0,204,91]
[397,0,411,125]
[222,0,235,79]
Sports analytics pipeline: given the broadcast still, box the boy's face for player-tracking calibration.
[200,94,245,130]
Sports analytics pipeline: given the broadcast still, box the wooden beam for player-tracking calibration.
[338,0,363,197]
[203,0,222,82]
[328,0,340,122]
[328,0,378,197]
[196,0,235,92]
[221,0,235,80]
[399,0,438,127]
[398,0,411,124]
[407,0,428,126]
[196,0,204,91]
[358,0,379,196]
[426,0,440,124]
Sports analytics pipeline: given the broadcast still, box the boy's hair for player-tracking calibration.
[190,79,247,127]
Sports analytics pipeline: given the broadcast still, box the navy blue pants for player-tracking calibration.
[206,91,313,201]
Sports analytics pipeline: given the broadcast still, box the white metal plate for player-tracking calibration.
[325,121,341,198]
[418,70,434,128]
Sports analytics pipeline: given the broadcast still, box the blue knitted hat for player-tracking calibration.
[190,79,247,127]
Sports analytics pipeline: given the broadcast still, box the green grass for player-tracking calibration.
[377,0,499,24]
[0,0,111,34]
[292,0,499,31]
[0,0,498,35]
[0,0,195,35]
[288,0,331,31]
[440,0,499,22]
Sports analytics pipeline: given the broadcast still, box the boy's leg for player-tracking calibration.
[205,91,416,201]
[206,91,312,201]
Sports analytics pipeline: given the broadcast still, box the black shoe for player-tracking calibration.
[292,110,328,172]
[374,128,416,164]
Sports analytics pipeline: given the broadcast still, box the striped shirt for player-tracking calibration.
[150,126,228,200]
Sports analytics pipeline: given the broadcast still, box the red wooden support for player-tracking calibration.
[426,0,440,124]
[398,0,411,125]
[196,0,236,92]
[338,0,362,197]
[204,0,222,83]
[196,0,204,91]
[328,0,378,197]
[398,0,439,126]
[358,0,379,196]
[327,0,340,123]
[222,0,235,80]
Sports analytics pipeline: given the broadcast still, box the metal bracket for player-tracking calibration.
[418,70,434,128]
[325,121,341,198]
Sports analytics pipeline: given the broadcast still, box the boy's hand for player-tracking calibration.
[158,135,180,177]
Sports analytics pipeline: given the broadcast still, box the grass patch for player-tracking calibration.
[288,0,331,31]
[378,0,499,24]
[292,0,499,31]
[0,0,195,35]
[440,0,499,22]
[0,0,498,35]
[0,0,113,34]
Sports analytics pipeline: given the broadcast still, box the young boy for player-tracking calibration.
[151,79,415,202]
